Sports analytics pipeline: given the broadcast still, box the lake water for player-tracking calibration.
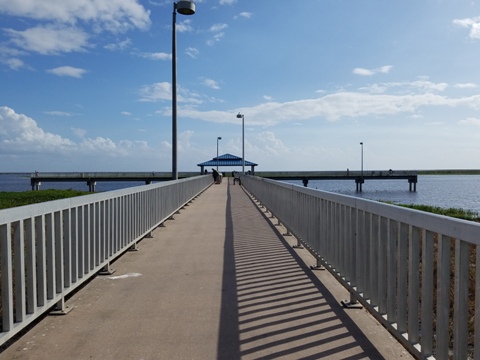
[0,173,146,193]
[286,175,480,214]
[1,173,480,214]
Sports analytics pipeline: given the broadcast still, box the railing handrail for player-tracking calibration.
[241,175,480,360]
[0,175,212,346]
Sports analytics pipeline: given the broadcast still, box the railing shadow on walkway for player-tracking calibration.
[217,182,387,360]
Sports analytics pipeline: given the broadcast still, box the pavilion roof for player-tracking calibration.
[197,153,258,167]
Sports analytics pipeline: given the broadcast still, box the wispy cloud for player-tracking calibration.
[134,51,171,60]
[207,23,228,46]
[185,47,199,58]
[105,38,132,51]
[139,82,202,104]
[455,83,477,89]
[43,111,73,116]
[353,65,392,76]
[47,66,87,78]
[5,25,89,55]
[459,117,480,126]
[176,19,194,33]
[236,12,253,19]
[202,78,220,89]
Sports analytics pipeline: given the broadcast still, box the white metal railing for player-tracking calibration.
[0,175,212,346]
[242,175,480,360]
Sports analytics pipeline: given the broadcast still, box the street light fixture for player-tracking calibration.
[216,136,222,171]
[236,113,245,174]
[171,1,195,180]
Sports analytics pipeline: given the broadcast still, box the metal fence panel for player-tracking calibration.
[0,175,211,346]
[242,175,480,359]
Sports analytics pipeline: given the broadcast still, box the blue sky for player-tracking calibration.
[1,0,480,173]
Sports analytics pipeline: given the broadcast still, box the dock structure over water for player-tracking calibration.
[30,171,199,192]
[0,178,413,359]
[30,169,418,192]
[257,170,418,191]
[3,174,477,358]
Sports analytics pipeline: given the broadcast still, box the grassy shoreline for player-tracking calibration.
[0,189,90,210]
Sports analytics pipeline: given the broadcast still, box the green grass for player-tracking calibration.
[0,189,91,210]
[389,203,480,222]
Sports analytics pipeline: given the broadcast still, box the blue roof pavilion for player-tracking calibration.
[197,153,258,174]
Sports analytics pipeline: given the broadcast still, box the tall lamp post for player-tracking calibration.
[172,1,195,180]
[216,136,222,171]
[236,113,245,174]
[360,142,364,181]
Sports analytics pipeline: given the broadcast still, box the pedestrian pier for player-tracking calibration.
[30,171,199,192]
[257,170,418,191]
[1,179,412,359]
[29,170,418,192]
[2,175,478,359]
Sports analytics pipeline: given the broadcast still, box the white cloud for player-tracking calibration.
[459,117,480,126]
[203,78,220,89]
[71,127,87,137]
[139,82,202,104]
[44,111,73,116]
[219,0,236,4]
[453,16,480,40]
[207,23,228,46]
[0,0,151,32]
[210,23,228,32]
[411,79,448,92]
[176,19,194,33]
[47,66,88,78]
[121,111,132,116]
[139,82,172,102]
[179,91,480,126]
[455,83,477,89]
[4,58,25,70]
[255,131,288,155]
[360,78,449,94]
[0,106,153,160]
[0,106,75,152]
[135,51,171,60]
[6,25,89,55]
[237,12,253,19]
[353,65,392,76]
[105,38,132,51]
[185,47,199,58]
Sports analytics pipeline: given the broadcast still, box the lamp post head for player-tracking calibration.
[218,136,222,140]
[175,1,195,15]
[236,112,243,119]
[360,142,363,145]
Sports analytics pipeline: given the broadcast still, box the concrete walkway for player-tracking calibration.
[0,180,413,360]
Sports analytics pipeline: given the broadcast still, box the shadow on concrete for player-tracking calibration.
[217,181,241,359]
[218,182,386,359]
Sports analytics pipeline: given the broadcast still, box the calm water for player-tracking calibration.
[0,173,146,193]
[287,175,480,214]
[1,173,480,213]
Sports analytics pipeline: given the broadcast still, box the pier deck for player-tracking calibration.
[257,170,418,191]
[1,180,413,360]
